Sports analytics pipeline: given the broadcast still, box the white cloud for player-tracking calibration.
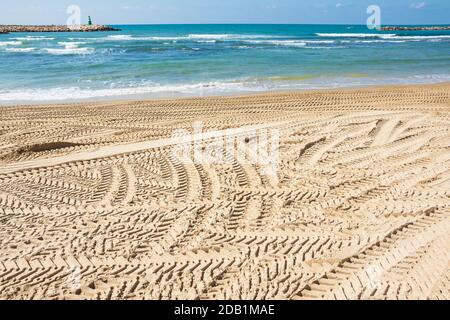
[336,3,342,8]
[410,2,427,9]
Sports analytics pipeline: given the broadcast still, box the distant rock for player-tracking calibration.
[0,24,120,33]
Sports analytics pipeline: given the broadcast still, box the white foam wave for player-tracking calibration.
[303,40,336,44]
[13,36,55,41]
[0,41,23,46]
[5,47,35,53]
[109,33,449,45]
[187,34,276,40]
[43,41,92,55]
[195,40,217,43]
[244,40,307,47]
[303,46,346,49]
[143,36,184,41]
[2,74,450,102]
[44,47,94,55]
[58,41,87,48]
[243,39,337,47]
[104,33,277,42]
[188,34,232,40]
[343,39,407,43]
[106,35,133,40]
[0,82,261,101]
[106,35,179,41]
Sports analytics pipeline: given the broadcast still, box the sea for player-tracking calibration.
[0,24,449,104]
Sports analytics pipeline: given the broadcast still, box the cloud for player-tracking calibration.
[336,3,342,8]
[410,2,427,9]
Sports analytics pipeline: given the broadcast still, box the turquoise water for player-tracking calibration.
[0,24,449,103]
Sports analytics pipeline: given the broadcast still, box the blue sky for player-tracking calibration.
[0,0,448,25]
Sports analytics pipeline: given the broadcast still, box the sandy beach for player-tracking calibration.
[0,82,449,300]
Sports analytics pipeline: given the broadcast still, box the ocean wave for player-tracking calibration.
[77,33,450,47]
[5,47,35,53]
[13,36,55,41]
[106,35,133,40]
[341,39,407,43]
[195,40,217,43]
[53,33,450,47]
[44,47,94,55]
[0,41,23,46]
[0,82,262,101]
[42,41,93,55]
[105,35,182,41]
[2,74,449,102]
[244,39,307,47]
[188,34,234,40]
[303,40,336,44]
[304,46,346,49]
[58,41,87,48]
[102,33,449,45]
[187,34,273,40]
[104,33,277,42]
[241,39,339,48]
[106,35,180,41]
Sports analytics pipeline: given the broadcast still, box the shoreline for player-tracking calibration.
[1,81,449,108]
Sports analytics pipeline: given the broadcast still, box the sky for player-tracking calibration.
[0,0,448,25]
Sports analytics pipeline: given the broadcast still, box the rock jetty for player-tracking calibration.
[0,24,120,33]
[381,26,450,31]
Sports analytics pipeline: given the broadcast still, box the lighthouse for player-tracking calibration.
[88,16,92,25]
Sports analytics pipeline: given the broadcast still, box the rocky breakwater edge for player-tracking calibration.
[381,25,450,31]
[0,25,120,34]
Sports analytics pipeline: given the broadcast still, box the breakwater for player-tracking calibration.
[381,26,450,31]
[0,25,120,33]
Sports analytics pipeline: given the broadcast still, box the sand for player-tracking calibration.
[0,83,449,300]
